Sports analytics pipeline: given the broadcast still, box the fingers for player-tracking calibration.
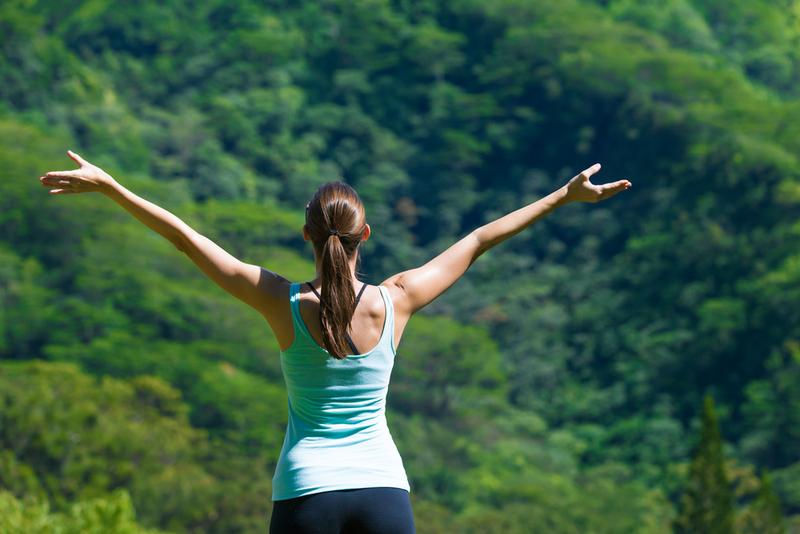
[600,179,632,190]
[40,174,78,191]
[41,174,76,188]
[44,170,79,179]
[598,179,632,200]
[67,149,88,166]
[579,163,602,179]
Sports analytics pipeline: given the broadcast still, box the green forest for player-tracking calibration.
[2,0,799,532]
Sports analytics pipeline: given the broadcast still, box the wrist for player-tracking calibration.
[101,177,122,196]
[553,185,572,207]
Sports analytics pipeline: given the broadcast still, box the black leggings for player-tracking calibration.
[269,487,415,534]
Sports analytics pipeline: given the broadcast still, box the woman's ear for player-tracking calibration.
[362,224,371,242]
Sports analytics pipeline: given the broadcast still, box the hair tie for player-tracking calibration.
[329,228,339,236]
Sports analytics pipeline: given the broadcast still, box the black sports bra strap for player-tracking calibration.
[354,282,367,306]
[307,282,367,306]
[307,282,321,299]
[344,333,360,355]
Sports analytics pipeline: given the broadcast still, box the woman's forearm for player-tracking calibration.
[473,185,570,256]
[102,180,194,251]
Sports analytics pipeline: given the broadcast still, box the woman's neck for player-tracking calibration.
[312,254,361,284]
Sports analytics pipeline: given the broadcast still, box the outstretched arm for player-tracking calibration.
[382,163,631,316]
[40,151,287,315]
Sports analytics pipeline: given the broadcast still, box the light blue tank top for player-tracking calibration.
[271,282,411,501]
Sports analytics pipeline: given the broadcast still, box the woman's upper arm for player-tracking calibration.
[382,231,481,316]
[178,230,288,315]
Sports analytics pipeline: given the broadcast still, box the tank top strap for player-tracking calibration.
[289,282,301,320]
[288,282,314,346]
[377,285,396,355]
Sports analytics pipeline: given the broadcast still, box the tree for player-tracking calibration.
[675,394,735,533]
[738,473,785,534]
[0,489,165,534]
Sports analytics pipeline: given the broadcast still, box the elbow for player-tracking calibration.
[173,228,201,254]
[468,229,490,263]
[172,232,190,253]
[471,228,490,254]
[471,227,486,246]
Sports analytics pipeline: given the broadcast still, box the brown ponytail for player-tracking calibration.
[304,182,367,359]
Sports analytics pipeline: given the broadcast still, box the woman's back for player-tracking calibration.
[272,282,410,500]
[297,283,392,359]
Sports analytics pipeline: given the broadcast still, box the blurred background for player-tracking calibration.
[1,0,799,532]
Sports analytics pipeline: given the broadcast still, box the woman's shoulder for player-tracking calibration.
[378,280,408,315]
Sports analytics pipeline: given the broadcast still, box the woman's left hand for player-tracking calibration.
[39,150,116,194]
[563,163,631,203]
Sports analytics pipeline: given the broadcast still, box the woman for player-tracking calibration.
[40,151,631,533]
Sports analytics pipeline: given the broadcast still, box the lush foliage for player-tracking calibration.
[2,0,800,531]
[0,488,165,534]
[675,395,735,533]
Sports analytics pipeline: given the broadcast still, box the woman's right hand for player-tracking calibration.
[563,163,631,203]
[39,150,117,195]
